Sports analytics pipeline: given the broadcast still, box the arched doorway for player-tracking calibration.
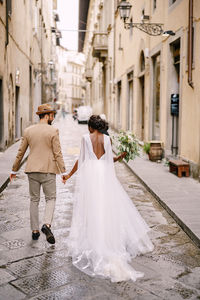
[8,74,14,145]
[138,51,145,140]
[170,39,180,155]
[0,79,3,149]
[15,86,20,139]
[152,53,161,140]
[126,71,133,131]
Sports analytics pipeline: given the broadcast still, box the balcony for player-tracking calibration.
[92,33,108,62]
[85,68,93,82]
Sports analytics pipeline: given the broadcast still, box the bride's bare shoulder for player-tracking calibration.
[82,133,89,139]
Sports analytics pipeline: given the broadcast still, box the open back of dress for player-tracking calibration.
[67,133,154,282]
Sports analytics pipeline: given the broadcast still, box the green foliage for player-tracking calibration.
[143,142,150,154]
[114,131,140,163]
[163,158,169,167]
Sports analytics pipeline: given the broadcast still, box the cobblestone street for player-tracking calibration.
[0,115,200,300]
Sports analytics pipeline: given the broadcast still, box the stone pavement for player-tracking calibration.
[0,141,29,193]
[0,115,200,299]
[122,150,200,248]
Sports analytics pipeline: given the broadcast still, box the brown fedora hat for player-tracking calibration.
[36,104,56,115]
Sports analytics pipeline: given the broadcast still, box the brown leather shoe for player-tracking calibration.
[41,224,55,244]
[32,231,40,240]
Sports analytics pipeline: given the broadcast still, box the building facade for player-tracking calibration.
[81,0,200,178]
[0,0,59,150]
[81,0,114,116]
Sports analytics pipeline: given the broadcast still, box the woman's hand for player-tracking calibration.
[62,174,71,184]
[114,152,127,163]
[119,152,127,160]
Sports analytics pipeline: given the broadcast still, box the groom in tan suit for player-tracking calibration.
[10,104,66,244]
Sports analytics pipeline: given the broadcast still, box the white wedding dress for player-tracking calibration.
[67,133,154,282]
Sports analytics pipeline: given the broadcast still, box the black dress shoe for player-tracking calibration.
[41,224,55,244]
[32,231,40,240]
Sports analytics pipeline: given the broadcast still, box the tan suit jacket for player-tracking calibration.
[12,123,66,174]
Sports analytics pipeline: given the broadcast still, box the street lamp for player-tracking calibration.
[117,0,132,23]
[117,0,174,36]
[48,60,54,69]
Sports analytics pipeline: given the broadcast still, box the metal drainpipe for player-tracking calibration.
[188,0,194,88]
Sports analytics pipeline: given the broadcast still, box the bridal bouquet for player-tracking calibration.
[114,131,140,163]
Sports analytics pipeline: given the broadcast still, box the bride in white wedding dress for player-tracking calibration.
[64,115,154,282]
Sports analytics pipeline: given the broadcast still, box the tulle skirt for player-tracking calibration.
[67,160,154,282]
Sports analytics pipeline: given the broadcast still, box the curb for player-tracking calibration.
[113,148,200,248]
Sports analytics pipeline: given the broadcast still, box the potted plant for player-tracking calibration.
[143,141,163,161]
[143,142,151,158]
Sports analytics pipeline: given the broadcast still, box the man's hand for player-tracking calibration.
[10,174,16,181]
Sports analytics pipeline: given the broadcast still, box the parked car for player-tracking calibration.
[77,106,92,124]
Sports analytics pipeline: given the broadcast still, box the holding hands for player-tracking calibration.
[62,174,71,184]
[10,173,17,181]
[62,161,78,184]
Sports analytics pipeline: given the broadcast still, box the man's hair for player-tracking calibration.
[39,113,50,119]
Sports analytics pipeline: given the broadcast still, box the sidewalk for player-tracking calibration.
[0,141,28,193]
[124,155,200,248]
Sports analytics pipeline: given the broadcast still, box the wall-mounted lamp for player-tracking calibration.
[117,0,175,37]
[48,60,55,69]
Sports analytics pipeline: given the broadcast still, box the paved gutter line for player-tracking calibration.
[113,148,200,249]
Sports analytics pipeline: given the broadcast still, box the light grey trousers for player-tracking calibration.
[27,173,56,231]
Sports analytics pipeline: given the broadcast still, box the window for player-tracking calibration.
[7,0,12,16]
[152,53,160,140]
[127,72,134,130]
[129,17,133,37]
[140,51,145,72]
[119,33,123,50]
[117,81,121,129]
[153,0,157,10]
[114,0,120,12]
[169,0,176,6]
[34,6,38,34]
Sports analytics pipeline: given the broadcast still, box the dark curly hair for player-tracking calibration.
[88,115,109,132]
